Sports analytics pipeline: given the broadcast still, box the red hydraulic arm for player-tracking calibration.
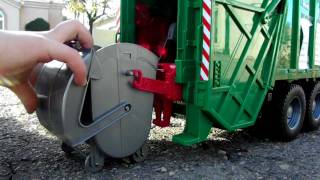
[128,63,182,127]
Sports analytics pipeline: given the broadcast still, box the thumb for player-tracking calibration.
[9,82,38,114]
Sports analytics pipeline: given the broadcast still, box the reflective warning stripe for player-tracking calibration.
[201,0,212,81]
[116,6,120,33]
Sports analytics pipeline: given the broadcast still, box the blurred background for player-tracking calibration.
[0,0,120,47]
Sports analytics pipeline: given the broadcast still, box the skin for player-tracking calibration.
[0,20,93,114]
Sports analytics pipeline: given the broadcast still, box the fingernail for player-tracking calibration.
[81,79,88,86]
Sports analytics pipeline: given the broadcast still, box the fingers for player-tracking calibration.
[29,63,43,87]
[39,20,91,86]
[47,20,93,49]
[10,82,37,114]
[43,40,87,86]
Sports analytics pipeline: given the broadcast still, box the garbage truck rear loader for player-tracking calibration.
[35,0,320,171]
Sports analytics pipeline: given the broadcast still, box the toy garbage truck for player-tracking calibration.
[35,0,320,171]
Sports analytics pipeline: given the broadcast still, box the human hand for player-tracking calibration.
[0,20,93,113]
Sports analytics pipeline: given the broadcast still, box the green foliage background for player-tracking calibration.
[25,18,50,31]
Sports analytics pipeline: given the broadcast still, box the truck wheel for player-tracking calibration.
[61,142,74,156]
[303,82,320,131]
[129,143,149,163]
[122,143,149,164]
[272,84,306,141]
[85,155,104,173]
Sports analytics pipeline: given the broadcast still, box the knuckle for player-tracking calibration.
[69,20,82,29]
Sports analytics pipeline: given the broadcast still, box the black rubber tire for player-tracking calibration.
[85,155,104,173]
[303,82,320,131]
[129,143,149,163]
[270,84,306,141]
[122,143,149,164]
[248,102,271,138]
[61,142,74,156]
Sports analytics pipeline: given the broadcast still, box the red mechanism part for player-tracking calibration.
[130,63,182,127]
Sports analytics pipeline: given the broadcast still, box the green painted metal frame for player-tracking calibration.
[173,0,287,146]
[309,0,317,69]
[120,0,136,43]
[290,0,301,69]
[276,0,320,80]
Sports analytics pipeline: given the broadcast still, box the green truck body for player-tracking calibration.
[120,0,320,146]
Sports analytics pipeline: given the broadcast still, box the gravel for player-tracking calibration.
[1,86,320,179]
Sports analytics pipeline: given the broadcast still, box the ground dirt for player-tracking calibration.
[0,87,320,179]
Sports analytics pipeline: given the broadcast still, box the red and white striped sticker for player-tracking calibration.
[201,0,212,81]
[116,5,121,33]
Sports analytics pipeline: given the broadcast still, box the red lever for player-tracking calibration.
[130,63,182,127]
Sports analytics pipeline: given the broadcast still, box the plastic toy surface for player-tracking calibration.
[34,0,320,172]
[36,44,158,171]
